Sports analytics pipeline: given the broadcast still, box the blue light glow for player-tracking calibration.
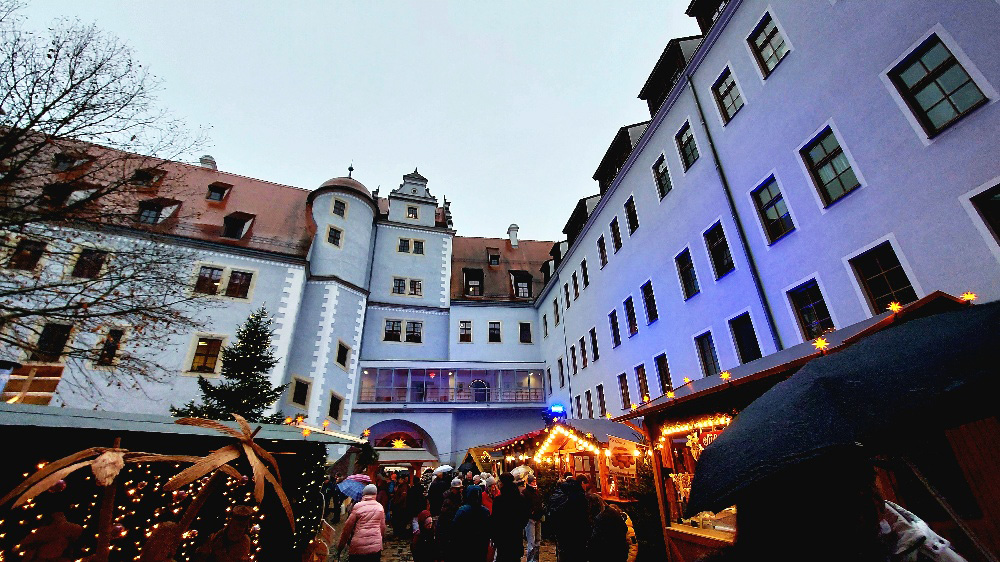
[549,404,565,413]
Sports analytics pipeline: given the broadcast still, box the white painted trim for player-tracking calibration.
[690,326,717,380]
[780,272,840,344]
[701,216,738,281]
[745,171,799,250]
[794,118,868,213]
[711,63,747,127]
[840,233,924,317]
[745,6,795,83]
[674,118,699,174]
[959,175,1000,264]
[651,151,673,202]
[725,307,761,364]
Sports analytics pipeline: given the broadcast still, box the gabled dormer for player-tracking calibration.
[387,169,439,228]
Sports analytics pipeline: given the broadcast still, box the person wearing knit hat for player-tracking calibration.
[451,477,463,488]
[338,483,386,560]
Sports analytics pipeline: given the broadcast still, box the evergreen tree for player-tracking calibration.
[171,306,287,423]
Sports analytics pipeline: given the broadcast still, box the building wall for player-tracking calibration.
[447,303,542,363]
[308,190,376,289]
[368,223,452,309]
[359,305,450,361]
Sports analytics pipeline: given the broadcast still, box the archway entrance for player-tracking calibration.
[471,379,490,403]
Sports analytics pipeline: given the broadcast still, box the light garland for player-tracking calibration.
[531,424,601,463]
[659,414,732,437]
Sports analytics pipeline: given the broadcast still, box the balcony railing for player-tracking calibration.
[358,386,544,404]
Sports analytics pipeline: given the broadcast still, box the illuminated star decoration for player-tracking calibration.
[720,371,731,381]
[605,413,613,419]
[887,301,903,313]
[961,291,978,302]
[812,337,830,351]
[391,438,407,449]
[362,428,371,437]
[666,391,675,398]
[683,377,692,384]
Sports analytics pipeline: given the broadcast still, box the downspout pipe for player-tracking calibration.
[686,74,784,352]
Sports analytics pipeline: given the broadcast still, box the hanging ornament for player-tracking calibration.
[172,489,188,502]
[48,479,67,493]
[239,475,249,485]
[112,523,126,537]
[91,451,125,486]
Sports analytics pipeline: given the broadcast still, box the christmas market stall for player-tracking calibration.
[0,402,364,561]
[617,291,1000,562]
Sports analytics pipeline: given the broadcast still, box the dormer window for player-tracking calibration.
[138,200,164,224]
[130,168,165,187]
[206,182,231,201]
[487,249,500,266]
[42,182,96,207]
[464,268,484,297]
[52,152,92,172]
[406,206,418,219]
[511,271,532,298]
[222,212,255,239]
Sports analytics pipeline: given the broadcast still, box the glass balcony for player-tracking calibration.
[357,367,545,404]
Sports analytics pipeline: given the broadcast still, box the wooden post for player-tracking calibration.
[93,437,122,562]
[178,470,224,534]
[646,419,674,560]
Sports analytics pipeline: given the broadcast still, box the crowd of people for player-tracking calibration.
[322,468,638,562]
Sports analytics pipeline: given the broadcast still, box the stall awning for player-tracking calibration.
[0,403,365,445]
[616,291,971,422]
[374,447,438,464]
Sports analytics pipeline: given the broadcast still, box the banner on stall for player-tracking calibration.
[607,436,640,476]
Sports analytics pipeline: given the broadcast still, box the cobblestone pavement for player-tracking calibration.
[326,517,558,561]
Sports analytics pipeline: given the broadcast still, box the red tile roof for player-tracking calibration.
[450,237,554,301]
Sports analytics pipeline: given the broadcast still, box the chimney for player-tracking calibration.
[507,224,519,248]
[199,155,217,170]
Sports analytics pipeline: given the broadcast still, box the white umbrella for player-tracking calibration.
[511,465,534,482]
[433,465,454,475]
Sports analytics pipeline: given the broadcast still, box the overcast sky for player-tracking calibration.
[20,1,699,242]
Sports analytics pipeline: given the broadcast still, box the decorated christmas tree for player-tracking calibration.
[171,306,287,423]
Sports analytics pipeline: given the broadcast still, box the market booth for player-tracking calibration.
[490,417,645,500]
[618,292,1000,562]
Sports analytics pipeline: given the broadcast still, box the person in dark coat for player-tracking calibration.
[406,479,427,522]
[547,475,590,562]
[588,496,628,562]
[522,474,544,562]
[391,474,411,537]
[452,486,491,562]
[435,478,464,561]
[490,472,529,562]
[427,472,450,517]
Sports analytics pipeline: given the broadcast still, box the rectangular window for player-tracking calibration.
[194,266,223,295]
[655,353,672,394]
[788,279,835,339]
[970,184,1000,244]
[653,156,672,199]
[129,168,164,187]
[596,384,607,417]
[752,177,795,243]
[553,299,560,325]
[336,342,350,368]
[609,310,622,348]
[618,373,631,410]
[570,346,578,374]
[328,393,343,421]
[713,67,744,122]
[464,268,484,296]
[695,331,721,377]
[190,337,223,373]
[70,248,108,279]
[138,202,163,225]
[749,13,789,77]
[802,128,860,206]
[384,320,401,342]
[291,378,310,406]
[406,206,418,219]
[327,226,343,247]
[676,249,700,299]
[581,259,590,288]
[575,395,583,419]
[623,297,639,337]
[7,239,46,270]
[488,252,500,266]
[224,271,253,299]
[589,328,600,362]
[635,364,650,402]
[704,222,735,278]
[398,238,410,253]
[519,322,532,344]
[598,236,609,267]
[572,272,580,299]
[641,281,658,323]
[96,328,125,366]
[546,368,553,395]
[624,196,639,234]
[676,122,699,170]
[585,390,594,419]
[413,240,424,255]
[850,242,918,313]
[488,321,502,343]
[558,358,565,388]
[889,35,987,136]
[512,271,532,298]
[564,283,571,308]
[409,279,422,296]
[730,313,763,364]
[542,315,549,338]
[207,183,229,201]
[392,278,406,294]
[333,199,347,217]
[579,337,588,369]
[30,323,72,363]
[222,214,252,239]
[459,320,472,342]
[405,321,423,343]
[610,218,623,252]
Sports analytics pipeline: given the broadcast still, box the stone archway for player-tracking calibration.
[366,418,439,459]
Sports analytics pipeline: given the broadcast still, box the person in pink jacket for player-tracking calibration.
[338,484,386,562]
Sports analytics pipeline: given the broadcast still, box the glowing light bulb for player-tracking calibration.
[887,301,902,313]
